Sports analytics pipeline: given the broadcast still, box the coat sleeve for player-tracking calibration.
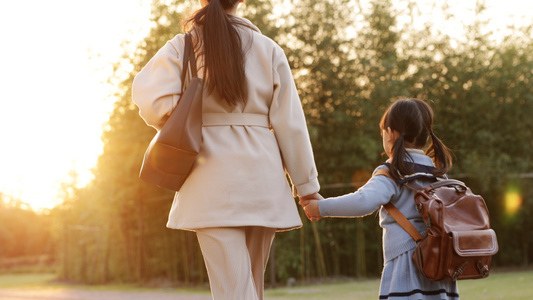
[132,34,185,130]
[269,45,320,197]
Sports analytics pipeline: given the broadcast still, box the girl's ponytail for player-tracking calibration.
[185,0,247,106]
[426,131,453,177]
[390,134,412,181]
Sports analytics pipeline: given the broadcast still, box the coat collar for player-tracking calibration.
[229,16,261,33]
[190,16,261,37]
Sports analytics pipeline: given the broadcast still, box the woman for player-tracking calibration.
[132,0,320,298]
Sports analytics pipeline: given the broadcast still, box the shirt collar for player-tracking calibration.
[405,148,424,155]
[385,148,434,167]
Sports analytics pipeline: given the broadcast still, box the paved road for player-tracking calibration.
[0,289,213,300]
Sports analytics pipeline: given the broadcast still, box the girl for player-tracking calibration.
[300,98,459,299]
[132,0,320,299]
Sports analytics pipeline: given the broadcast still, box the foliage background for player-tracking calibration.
[1,0,532,285]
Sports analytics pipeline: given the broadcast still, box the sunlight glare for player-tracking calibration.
[0,0,152,211]
[504,188,522,216]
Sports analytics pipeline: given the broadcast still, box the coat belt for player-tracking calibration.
[202,113,270,128]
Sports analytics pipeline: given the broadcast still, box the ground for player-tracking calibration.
[0,288,213,300]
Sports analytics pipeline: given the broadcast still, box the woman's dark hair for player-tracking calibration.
[379,98,453,180]
[185,0,247,106]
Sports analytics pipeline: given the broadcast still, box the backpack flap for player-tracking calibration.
[452,229,499,257]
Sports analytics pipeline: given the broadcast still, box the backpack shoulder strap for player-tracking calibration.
[383,203,423,242]
[374,168,423,242]
[374,168,393,179]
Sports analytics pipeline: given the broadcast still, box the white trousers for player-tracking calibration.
[196,226,276,300]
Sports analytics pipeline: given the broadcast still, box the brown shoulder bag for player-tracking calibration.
[139,32,203,191]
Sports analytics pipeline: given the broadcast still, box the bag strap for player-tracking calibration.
[180,32,198,94]
[185,32,198,78]
[374,169,423,242]
[383,203,423,242]
[180,33,191,93]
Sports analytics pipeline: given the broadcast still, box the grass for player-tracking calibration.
[265,278,379,299]
[0,273,209,294]
[264,269,533,299]
[0,273,57,289]
[458,269,533,300]
[0,269,532,299]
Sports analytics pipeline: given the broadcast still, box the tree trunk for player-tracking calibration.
[311,222,327,278]
[355,218,366,277]
[136,195,144,283]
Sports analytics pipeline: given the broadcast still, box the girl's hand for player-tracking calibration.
[301,200,321,221]
[299,193,323,221]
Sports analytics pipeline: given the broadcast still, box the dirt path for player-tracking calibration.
[0,288,213,300]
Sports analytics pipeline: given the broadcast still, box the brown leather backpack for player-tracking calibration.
[375,169,499,281]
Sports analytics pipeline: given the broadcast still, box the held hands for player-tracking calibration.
[299,192,323,221]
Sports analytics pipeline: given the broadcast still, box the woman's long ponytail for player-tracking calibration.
[185,0,247,106]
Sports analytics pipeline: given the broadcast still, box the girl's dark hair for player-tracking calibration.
[379,98,453,180]
[185,0,247,106]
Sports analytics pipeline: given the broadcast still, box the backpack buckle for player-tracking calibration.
[452,262,469,280]
[476,261,490,278]
[454,185,466,193]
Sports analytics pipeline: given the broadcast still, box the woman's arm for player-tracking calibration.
[132,35,185,130]
[269,45,320,197]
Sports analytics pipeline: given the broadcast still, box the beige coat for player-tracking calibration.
[132,18,319,231]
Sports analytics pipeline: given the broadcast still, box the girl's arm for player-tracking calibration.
[318,171,398,218]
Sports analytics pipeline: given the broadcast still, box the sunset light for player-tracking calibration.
[1,0,533,211]
[0,0,152,210]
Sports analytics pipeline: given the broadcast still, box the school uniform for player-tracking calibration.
[132,17,319,299]
[318,149,459,300]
